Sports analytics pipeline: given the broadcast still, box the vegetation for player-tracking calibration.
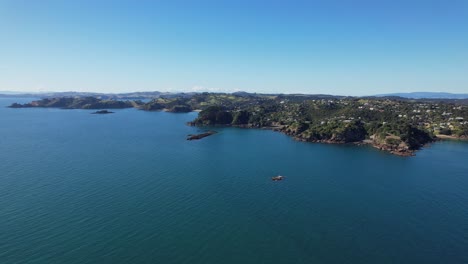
[193,106,233,125]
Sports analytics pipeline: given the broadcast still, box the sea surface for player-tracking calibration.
[1,97,468,264]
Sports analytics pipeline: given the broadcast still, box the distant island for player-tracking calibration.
[8,92,468,156]
[91,110,114,114]
[376,92,468,100]
[8,97,134,109]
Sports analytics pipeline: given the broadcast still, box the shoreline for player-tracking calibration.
[189,123,439,157]
[436,134,468,141]
[8,96,466,157]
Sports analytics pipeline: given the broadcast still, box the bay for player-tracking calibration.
[1,98,467,264]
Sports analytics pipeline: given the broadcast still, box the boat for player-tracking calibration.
[272,175,284,181]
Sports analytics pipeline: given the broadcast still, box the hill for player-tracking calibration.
[376,92,468,99]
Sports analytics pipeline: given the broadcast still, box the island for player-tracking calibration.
[91,110,114,114]
[9,92,468,156]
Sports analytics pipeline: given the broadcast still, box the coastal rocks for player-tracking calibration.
[436,134,468,140]
[372,143,414,156]
[187,131,217,140]
[276,124,433,157]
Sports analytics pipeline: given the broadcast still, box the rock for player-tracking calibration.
[187,131,217,140]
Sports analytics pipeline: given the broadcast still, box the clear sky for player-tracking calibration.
[0,0,467,95]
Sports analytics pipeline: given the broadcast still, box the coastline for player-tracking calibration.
[9,96,466,157]
[189,123,430,157]
[436,134,468,141]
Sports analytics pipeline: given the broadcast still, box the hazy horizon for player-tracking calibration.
[2,89,468,98]
[1,0,467,95]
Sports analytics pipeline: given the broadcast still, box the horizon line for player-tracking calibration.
[1,90,468,97]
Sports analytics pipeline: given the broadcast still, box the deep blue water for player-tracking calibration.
[1,97,468,264]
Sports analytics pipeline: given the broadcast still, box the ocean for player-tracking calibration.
[1,97,467,264]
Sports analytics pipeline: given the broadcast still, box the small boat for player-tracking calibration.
[272,175,284,181]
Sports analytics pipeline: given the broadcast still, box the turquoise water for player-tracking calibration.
[1,97,468,264]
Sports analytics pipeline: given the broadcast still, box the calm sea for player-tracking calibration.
[1,97,468,264]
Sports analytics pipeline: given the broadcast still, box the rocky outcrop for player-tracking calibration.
[371,135,414,156]
[187,131,217,140]
[369,130,435,156]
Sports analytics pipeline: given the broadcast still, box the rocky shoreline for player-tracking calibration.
[436,134,468,141]
[275,126,425,157]
[187,123,433,157]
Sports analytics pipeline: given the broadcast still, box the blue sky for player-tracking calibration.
[0,0,467,95]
